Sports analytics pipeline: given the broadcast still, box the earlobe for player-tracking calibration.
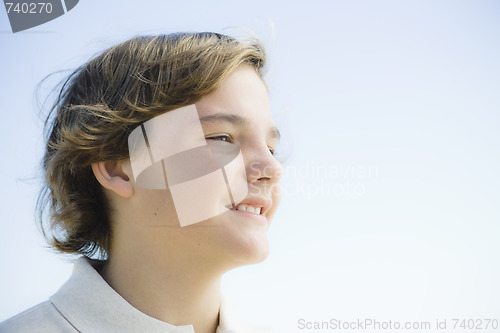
[91,160,134,198]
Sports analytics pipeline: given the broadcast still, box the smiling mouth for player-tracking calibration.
[230,203,263,215]
[225,196,271,218]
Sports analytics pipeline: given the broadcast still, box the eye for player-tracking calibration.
[206,134,233,143]
[269,147,277,156]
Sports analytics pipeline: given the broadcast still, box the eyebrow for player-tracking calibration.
[199,112,281,141]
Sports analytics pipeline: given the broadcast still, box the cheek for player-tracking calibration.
[134,188,180,227]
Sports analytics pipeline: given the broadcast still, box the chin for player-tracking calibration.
[234,235,270,266]
[213,215,272,268]
[181,208,273,270]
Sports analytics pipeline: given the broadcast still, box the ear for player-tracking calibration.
[91,160,134,198]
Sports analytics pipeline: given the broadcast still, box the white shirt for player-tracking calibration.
[0,257,273,333]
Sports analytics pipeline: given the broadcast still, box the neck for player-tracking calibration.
[100,248,222,333]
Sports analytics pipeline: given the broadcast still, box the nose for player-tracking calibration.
[244,145,283,186]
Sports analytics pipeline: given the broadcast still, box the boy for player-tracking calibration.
[0,32,282,333]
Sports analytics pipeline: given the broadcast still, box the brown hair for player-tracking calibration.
[38,32,266,259]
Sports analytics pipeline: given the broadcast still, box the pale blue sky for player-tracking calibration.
[1,0,499,330]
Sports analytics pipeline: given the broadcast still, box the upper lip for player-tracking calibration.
[230,197,272,216]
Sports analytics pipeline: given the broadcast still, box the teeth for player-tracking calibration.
[236,204,263,215]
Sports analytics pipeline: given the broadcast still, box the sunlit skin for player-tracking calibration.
[91,65,283,333]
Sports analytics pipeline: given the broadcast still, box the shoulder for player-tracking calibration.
[0,301,76,333]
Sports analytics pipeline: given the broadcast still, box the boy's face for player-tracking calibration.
[121,65,283,269]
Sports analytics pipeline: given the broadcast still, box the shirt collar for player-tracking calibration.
[49,257,240,333]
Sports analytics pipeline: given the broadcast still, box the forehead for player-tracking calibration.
[194,66,273,125]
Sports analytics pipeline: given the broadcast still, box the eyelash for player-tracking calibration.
[206,134,233,143]
[205,134,277,156]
